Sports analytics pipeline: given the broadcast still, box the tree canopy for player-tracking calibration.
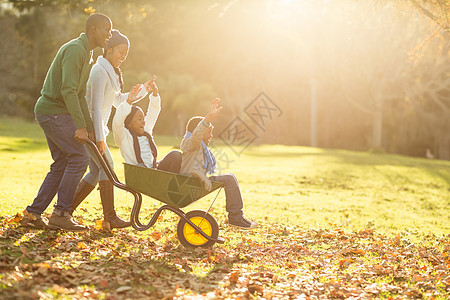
[1,0,449,159]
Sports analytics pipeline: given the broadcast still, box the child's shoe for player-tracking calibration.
[229,215,257,230]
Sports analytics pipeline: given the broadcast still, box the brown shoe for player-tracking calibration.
[48,210,87,232]
[20,210,48,229]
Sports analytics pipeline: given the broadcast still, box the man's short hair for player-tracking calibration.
[85,13,111,32]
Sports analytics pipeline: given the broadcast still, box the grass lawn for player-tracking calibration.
[1,116,449,299]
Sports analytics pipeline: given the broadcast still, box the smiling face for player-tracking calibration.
[105,44,129,68]
[94,19,112,48]
[128,109,145,135]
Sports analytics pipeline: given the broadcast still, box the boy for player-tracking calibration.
[180,99,257,229]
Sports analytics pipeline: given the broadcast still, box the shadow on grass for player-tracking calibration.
[246,147,450,185]
[0,225,229,299]
[0,138,48,153]
[0,135,181,154]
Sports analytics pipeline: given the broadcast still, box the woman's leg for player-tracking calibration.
[70,147,101,213]
[97,144,114,182]
[98,145,130,229]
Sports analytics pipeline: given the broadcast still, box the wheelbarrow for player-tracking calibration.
[85,140,224,248]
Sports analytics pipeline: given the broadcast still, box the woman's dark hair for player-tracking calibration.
[103,49,124,92]
[186,116,204,133]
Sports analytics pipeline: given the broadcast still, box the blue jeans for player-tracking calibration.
[209,173,243,220]
[83,142,114,185]
[27,114,89,215]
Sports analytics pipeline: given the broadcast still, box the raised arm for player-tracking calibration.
[181,120,210,152]
[112,85,141,149]
[181,98,223,152]
[113,84,147,108]
[204,98,222,124]
[143,75,161,134]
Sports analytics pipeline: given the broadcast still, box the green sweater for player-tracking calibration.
[34,33,94,131]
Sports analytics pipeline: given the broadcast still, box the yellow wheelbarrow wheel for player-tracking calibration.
[177,210,219,248]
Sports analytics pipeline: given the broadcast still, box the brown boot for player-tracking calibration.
[98,180,131,229]
[71,179,95,214]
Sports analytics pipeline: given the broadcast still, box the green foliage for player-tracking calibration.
[1,0,449,160]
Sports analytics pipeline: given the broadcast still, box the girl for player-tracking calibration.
[113,76,181,173]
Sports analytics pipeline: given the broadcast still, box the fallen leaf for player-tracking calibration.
[151,231,161,241]
[350,249,366,255]
[95,219,103,230]
[116,286,132,293]
[229,271,240,284]
[77,242,87,250]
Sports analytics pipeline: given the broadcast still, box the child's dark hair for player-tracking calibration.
[186,116,204,133]
[124,106,144,129]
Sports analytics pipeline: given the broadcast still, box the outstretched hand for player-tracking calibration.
[204,98,223,123]
[143,75,158,96]
[126,84,144,104]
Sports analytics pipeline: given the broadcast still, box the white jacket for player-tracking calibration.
[85,56,147,142]
[112,94,161,166]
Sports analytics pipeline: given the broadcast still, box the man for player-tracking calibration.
[21,14,112,231]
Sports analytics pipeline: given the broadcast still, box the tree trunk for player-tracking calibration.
[310,77,318,147]
[32,9,42,87]
[372,108,383,150]
[437,133,450,160]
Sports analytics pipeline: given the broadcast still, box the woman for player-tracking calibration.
[71,29,150,229]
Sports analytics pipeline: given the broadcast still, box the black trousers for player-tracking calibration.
[157,150,182,174]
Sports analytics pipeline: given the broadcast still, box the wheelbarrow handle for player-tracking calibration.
[85,140,121,187]
[85,140,144,200]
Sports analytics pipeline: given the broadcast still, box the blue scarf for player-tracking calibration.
[184,131,216,174]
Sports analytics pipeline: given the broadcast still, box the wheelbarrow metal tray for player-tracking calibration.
[124,163,222,208]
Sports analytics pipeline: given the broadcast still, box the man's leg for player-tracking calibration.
[29,114,89,231]
[48,114,89,213]
[23,121,68,228]
[26,132,67,215]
